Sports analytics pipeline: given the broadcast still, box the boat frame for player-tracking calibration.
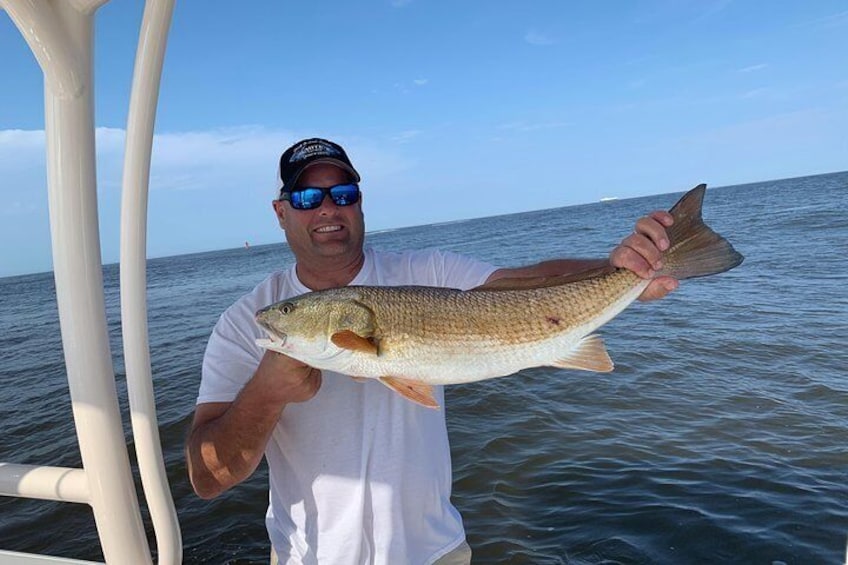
[0,1,182,563]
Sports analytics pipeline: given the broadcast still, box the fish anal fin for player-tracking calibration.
[379,376,440,409]
[551,334,614,372]
[331,330,379,355]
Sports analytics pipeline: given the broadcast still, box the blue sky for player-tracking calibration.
[1,1,846,277]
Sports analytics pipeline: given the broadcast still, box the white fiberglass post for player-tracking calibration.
[1,0,151,563]
[120,0,181,563]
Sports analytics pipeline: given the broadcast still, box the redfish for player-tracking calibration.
[256,184,743,408]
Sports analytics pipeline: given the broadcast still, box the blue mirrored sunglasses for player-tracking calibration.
[281,183,360,210]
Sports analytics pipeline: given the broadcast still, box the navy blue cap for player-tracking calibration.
[277,138,360,197]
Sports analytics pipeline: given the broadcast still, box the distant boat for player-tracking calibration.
[600,196,618,202]
[244,241,250,249]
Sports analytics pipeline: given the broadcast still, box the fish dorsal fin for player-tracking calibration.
[550,334,614,372]
[471,265,617,292]
[379,376,440,409]
[331,330,379,355]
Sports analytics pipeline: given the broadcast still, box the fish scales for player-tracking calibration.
[353,269,641,349]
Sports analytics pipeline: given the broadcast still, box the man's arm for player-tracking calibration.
[185,351,321,499]
[486,209,678,302]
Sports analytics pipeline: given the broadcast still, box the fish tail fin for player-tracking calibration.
[658,184,744,280]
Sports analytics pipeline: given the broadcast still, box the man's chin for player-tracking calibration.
[311,237,354,255]
[311,231,350,248]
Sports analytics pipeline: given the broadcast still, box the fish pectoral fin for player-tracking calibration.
[550,334,614,372]
[331,330,379,355]
[379,377,440,409]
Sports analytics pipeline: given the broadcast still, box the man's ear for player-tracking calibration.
[272,200,286,229]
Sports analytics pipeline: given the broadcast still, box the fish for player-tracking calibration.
[255,184,743,409]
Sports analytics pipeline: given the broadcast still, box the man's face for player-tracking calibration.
[272,163,365,263]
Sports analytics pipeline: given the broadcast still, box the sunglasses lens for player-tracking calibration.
[290,188,325,210]
[330,184,360,206]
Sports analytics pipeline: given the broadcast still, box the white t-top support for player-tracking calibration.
[120,0,181,563]
[0,1,180,563]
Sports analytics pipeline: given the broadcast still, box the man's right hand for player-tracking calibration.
[255,350,322,405]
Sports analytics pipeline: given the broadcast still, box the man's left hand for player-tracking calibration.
[610,210,679,302]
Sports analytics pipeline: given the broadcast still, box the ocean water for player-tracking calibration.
[0,172,846,564]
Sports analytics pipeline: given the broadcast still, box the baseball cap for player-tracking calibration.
[276,138,360,197]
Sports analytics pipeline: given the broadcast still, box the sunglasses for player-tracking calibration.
[280,183,361,210]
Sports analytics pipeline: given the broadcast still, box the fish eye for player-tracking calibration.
[281,302,294,315]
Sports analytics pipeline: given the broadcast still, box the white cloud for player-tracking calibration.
[739,88,768,99]
[0,200,37,217]
[148,126,289,193]
[391,130,422,143]
[498,120,570,132]
[737,63,768,73]
[699,0,734,19]
[797,9,848,29]
[524,30,556,46]
[0,130,47,199]
[0,125,418,275]
[0,129,44,149]
[0,124,419,202]
[669,106,847,183]
[393,78,428,93]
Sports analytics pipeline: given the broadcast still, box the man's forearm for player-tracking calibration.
[186,351,321,499]
[186,370,286,499]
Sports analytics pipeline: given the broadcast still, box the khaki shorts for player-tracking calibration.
[433,540,473,565]
[270,540,472,564]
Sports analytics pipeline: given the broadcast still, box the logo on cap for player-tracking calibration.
[289,140,341,164]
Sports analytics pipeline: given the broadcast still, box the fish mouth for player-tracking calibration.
[260,325,287,346]
[255,310,287,344]
[255,335,287,354]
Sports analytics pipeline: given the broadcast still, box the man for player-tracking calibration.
[186,138,677,564]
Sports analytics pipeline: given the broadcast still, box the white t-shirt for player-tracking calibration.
[198,247,497,565]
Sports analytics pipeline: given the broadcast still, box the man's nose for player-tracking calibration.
[316,193,340,212]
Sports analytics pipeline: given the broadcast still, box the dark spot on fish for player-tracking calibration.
[546,316,561,326]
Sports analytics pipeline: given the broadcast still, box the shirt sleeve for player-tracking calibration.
[431,248,498,290]
[394,248,497,290]
[197,291,266,405]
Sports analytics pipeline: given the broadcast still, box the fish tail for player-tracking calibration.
[657,184,744,280]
